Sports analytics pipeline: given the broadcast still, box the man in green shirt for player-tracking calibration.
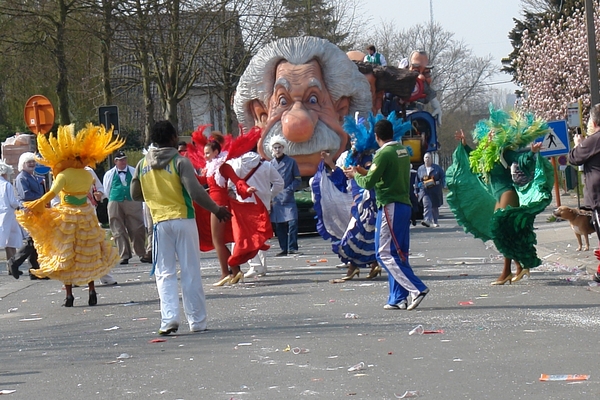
[345,119,429,311]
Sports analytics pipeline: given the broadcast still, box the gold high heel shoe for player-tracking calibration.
[230,271,244,284]
[341,268,360,281]
[212,275,231,287]
[491,273,513,286]
[366,265,382,280]
[511,269,530,282]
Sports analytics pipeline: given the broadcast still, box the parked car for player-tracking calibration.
[295,186,317,234]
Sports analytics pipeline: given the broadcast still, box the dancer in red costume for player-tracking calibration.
[187,126,264,286]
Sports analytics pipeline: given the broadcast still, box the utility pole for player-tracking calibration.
[585,0,600,106]
[428,0,434,55]
[430,0,433,25]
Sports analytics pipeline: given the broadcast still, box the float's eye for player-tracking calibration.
[309,95,318,104]
[278,97,288,106]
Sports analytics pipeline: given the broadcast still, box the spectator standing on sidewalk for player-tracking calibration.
[9,152,44,279]
[103,151,146,265]
[568,103,600,283]
[0,161,23,275]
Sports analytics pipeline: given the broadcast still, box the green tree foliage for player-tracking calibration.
[0,0,105,127]
[0,0,354,145]
[272,0,348,48]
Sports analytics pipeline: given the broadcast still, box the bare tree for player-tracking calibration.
[363,21,496,114]
[132,0,245,132]
[112,0,283,141]
[356,19,400,58]
[0,0,88,125]
[108,0,162,144]
[520,0,582,14]
[0,13,58,129]
[200,0,284,133]
[327,0,365,50]
[77,0,118,106]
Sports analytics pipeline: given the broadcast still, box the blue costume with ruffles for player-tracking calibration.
[311,113,412,269]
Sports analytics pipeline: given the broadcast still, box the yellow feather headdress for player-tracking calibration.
[36,123,125,171]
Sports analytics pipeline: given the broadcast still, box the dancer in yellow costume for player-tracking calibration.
[16,124,124,307]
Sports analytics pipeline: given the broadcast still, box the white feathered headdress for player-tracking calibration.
[0,160,14,177]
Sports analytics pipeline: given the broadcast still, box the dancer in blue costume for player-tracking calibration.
[446,106,554,285]
[311,112,412,281]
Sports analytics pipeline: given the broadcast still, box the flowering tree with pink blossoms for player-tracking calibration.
[516,5,600,121]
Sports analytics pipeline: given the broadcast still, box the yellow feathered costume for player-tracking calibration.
[16,124,125,285]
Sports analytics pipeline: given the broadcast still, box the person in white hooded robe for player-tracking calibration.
[227,151,284,278]
[0,161,23,273]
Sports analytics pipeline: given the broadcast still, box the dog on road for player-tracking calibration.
[553,206,596,251]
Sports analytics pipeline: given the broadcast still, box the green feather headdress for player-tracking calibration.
[469,104,549,180]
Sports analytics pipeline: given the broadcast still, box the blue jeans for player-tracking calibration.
[275,219,298,252]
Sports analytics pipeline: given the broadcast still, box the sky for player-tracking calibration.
[364,0,525,91]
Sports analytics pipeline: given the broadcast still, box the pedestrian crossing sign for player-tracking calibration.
[535,120,570,157]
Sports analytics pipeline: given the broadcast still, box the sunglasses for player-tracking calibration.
[410,64,433,76]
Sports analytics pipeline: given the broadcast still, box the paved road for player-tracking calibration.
[1,195,600,399]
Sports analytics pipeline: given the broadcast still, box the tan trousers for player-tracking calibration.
[108,200,146,260]
[143,203,153,254]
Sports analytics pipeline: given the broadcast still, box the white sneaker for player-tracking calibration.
[245,267,259,278]
[432,223,440,228]
[383,300,407,310]
[100,274,117,285]
[190,323,208,333]
[407,288,430,311]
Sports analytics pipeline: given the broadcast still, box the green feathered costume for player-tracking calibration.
[446,106,554,269]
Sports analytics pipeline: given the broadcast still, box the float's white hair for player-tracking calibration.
[233,36,372,128]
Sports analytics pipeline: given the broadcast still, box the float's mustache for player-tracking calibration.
[263,121,341,158]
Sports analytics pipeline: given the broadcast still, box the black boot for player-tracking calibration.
[88,291,97,306]
[29,268,49,280]
[140,252,152,263]
[8,259,21,279]
[63,295,74,307]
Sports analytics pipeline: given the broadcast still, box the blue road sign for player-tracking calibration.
[535,120,570,157]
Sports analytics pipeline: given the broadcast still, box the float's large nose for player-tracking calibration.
[281,102,316,143]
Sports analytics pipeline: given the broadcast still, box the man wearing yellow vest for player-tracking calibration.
[131,120,231,335]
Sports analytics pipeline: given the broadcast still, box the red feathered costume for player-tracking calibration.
[187,125,271,266]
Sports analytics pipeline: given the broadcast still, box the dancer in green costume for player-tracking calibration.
[446,106,554,285]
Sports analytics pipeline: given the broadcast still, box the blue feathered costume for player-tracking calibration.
[312,112,412,272]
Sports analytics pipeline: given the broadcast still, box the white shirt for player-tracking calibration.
[103,165,136,199]
[228,152,284,211]
[363,52,387,66]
